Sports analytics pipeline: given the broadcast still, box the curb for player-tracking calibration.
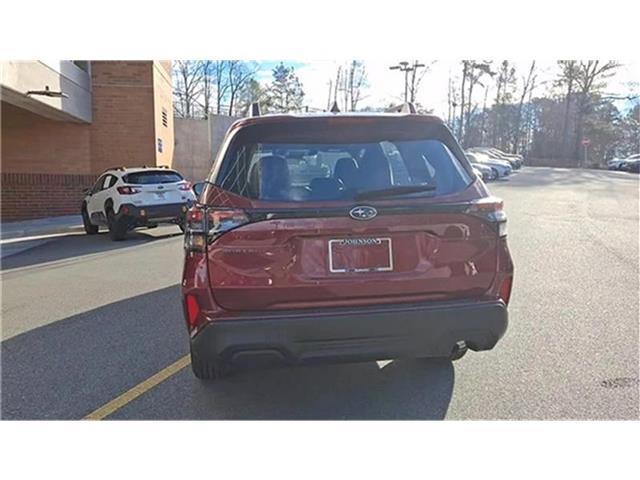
[0,225,85,243]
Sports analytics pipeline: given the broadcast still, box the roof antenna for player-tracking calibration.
[250,102,261,117]
[330,101,340,113]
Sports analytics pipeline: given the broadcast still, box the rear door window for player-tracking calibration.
[217,139,472,202]
[92,175,107,194]
[124,171,183,184]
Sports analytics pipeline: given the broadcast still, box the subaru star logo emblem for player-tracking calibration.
[349,206,377,220]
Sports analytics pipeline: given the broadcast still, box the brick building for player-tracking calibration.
[1,61,173,221]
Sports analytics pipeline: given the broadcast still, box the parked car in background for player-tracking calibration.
[182,111,514,380]
[620,156,640,173]
[466,152,512,179]
[472,162,497,181]
[472,167,486,181]
[611,154,640,171]
[607,157,627,170]
[472,147,523,169]
[81,166,195,240]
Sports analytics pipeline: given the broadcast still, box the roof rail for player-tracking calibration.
[104,166,126,172]
[250,102,261,117]
[385,102,417,114]
[330,101,340,113]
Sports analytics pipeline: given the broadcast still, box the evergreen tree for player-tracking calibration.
[264,63,305,113]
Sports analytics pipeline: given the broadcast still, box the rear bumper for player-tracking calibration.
[190,299,508,367]
[117,202,191,224]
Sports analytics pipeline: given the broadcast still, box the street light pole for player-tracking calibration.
[404,67,409,103]
[389,61,426,104]
[390,61,410,103]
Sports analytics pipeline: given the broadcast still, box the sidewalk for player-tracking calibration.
[0,215,84,242]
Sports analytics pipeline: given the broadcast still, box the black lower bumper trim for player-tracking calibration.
[191,299,508,367]
[117,202,190,224]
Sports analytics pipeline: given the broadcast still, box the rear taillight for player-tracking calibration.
[499,276,513,305]
[117,186,141,195]
[184,294,201,330]
[467,198,507,237]
[183,205,250,253]
[179,181,192,191]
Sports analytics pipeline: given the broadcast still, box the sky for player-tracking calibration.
[256,60,639,117]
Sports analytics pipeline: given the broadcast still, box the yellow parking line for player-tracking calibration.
[84,354,191,420]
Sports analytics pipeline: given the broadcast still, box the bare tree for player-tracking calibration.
[173,60,204,118]
[459,61,494,145]
[447,73,455,129]
[408,60,434,105]
[347,61,367,111]
[458,61,468,139]
[329,62,368,112]
[214,61,230,115]
[556,60,578,157]
[326,79,333,111]
[333,66,342,105]
[572,60,620,162]
[512,61,537,153]
[491,61,516,148]
[199,60,214,118]
[226,61,258,116]
[479,85,489,144]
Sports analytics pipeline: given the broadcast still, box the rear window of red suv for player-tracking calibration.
[215,118,473,202]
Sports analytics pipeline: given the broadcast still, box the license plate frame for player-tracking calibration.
[328,237,393,273]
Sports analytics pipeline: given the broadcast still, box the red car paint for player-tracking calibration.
[181,113,513,376]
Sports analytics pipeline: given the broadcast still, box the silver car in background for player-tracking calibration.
[466,152,512,178]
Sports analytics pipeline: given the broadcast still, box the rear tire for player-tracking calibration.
[81,205,99,235]
[190,346,230,380]
[107,209,128,241]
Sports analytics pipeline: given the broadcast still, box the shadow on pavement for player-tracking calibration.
[1,283,454,420]
[172,358,455,420]
[0,226,183,270]
[1,285,187,420]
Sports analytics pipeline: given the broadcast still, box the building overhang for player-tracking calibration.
[1,61,92,123]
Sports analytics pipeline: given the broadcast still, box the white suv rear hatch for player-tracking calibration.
[122,170,191,206]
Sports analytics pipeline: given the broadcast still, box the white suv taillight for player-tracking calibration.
[184,205,250,253]
[179,181,192,191]
[467,198,507,237]
[117,186,141,195]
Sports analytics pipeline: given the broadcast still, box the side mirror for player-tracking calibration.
[82,187,92,195]
[192,182,206,197]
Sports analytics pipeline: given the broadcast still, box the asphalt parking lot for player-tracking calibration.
[1,167,638,420]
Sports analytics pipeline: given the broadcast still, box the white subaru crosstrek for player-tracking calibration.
[81,166,196,240]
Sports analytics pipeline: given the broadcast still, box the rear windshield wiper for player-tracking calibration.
[354,184,437,200]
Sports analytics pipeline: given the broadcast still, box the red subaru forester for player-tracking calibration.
[182,111,513,379]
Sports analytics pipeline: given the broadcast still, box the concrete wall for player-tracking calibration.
[0,61,92,123]
[173,118,211,181]
[210,114,239,160]
[173,114,239,181]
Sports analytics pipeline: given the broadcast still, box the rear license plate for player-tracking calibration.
[329,237,393,273]
[154,192,166,199]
